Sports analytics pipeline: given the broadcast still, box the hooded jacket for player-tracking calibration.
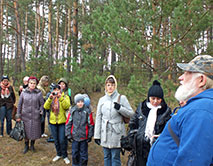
[94,75,135,148]
[147,89,213,166]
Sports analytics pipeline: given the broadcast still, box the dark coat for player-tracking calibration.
[129,99,171,166]
[0,86,16,110]
[16,87,44,140]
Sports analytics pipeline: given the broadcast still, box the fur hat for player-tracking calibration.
[74,94,84,104]
[148,80,164,99]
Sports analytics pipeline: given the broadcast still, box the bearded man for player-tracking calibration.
[147,55,213,166]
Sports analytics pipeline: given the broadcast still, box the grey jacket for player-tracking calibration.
[65,105,94,142]
[94,90,134,148]
[17,87,44,140]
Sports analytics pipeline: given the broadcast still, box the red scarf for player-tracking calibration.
[51,96,59,115]
[1,82,10,96]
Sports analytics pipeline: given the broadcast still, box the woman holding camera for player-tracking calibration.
[43,84,71,164]
[128,80,171,166]
[16,76,44,154]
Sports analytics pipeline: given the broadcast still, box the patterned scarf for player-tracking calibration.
[51,96,60,115]
[1,82,10,98]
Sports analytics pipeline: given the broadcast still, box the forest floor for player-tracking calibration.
[0,92,129,166]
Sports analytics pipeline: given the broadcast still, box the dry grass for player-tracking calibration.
[0,92,128,166]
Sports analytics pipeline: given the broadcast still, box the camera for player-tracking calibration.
[52,92,58,95]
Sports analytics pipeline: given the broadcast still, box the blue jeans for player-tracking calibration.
[0,106,12,135]
[72,140,88,166]
[103,147,121,166]
[50,123,68,158]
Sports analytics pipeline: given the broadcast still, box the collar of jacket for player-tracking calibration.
[141,99,168,117]
[25,87,41,93]
[105,89,119,100]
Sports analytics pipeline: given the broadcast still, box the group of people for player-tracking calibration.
[0,54,212,166]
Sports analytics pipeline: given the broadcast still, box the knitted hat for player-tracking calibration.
[74,94,84,104]
[1,75,9,81]
[148,80,164,99]
[23,76,29,82]
[83,94,90,107]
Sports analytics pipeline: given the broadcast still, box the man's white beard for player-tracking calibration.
[175,79,198,102]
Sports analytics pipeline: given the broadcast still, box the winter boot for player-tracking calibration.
[30,140,35,152]
[23,141,29,154]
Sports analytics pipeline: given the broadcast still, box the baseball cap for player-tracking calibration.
[177,55,213,79]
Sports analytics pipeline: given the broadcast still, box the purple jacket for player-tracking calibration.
[17,87,44,140]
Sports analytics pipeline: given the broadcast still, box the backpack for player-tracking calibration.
[120,129,138,152]
[10,121,25,141]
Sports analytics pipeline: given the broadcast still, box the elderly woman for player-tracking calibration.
[128,80,171,166]
[18,76,29,96]
[16,76,44,154]
[94,75,134,166]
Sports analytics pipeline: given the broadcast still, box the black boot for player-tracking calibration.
[81,160,88,166]
[30,140,35,152]
[23,141,29,154]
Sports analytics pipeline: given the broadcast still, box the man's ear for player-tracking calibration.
[198,74,207,88]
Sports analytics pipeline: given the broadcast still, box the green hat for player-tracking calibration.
[177,55,213,79]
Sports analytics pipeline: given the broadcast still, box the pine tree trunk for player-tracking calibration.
[0,0,3,76]
[14,0,25,72]
[48,0,53,64]
[62,8,67,59]
[55,2,60,60]
[67,7,71,72]
[73,0,78,59]
[23,8,28,60]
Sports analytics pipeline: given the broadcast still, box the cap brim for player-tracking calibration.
[177,63,201,73]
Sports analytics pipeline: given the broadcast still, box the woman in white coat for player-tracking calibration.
[94,75,134,166]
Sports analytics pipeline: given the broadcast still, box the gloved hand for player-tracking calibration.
[94,139,101,145]
[87,138,92,143]
[114,102,121,110]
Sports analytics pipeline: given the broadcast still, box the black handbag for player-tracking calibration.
[120,129,138,151]
[10,121,25,141]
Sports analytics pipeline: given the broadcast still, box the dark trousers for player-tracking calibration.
[50,123,68,158]
[0,106,12,135]
[136,154,147,166]
[72,140,88,166]
[41,109,46,134]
